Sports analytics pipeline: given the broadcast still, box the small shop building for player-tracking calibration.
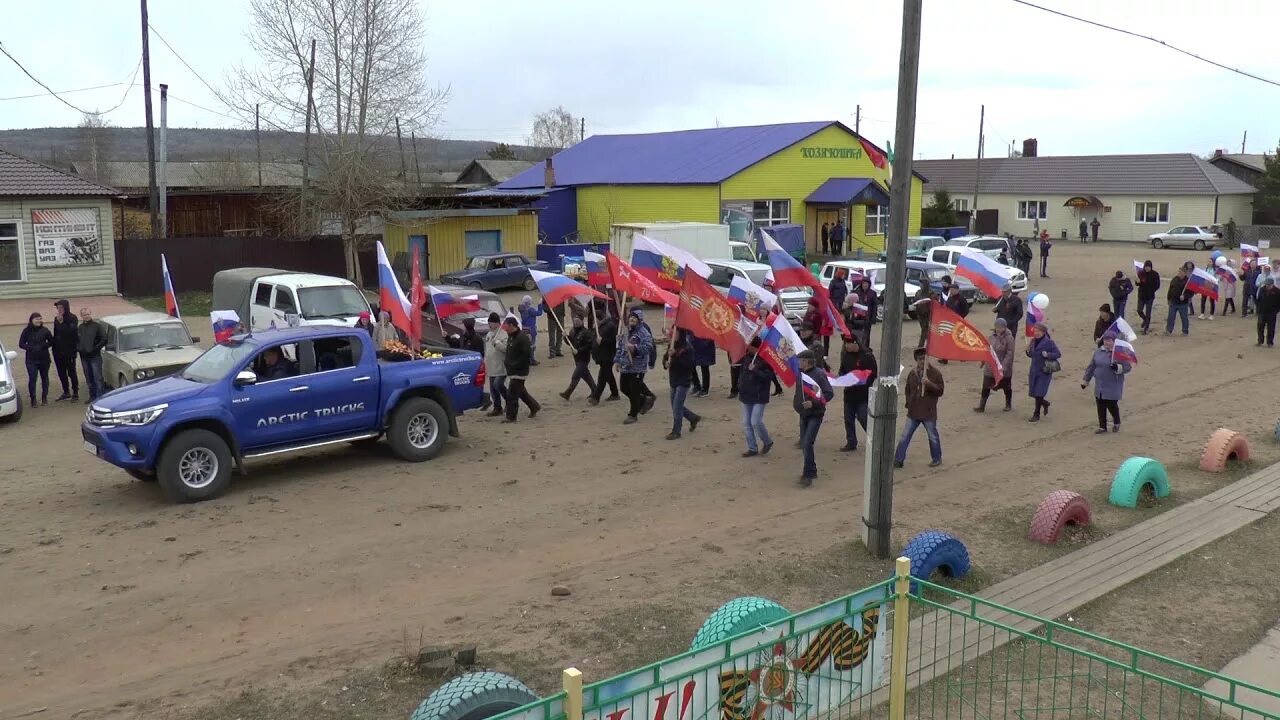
[0,148,120,300]
[493,121,924,254]
[380,194,541,279]
[913,153,1255,242]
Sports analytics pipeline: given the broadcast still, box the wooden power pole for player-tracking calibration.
[972,104,984,225]
[410,131,423,187]
[140,0,161,238]
[395,117,407,180]
[855,104,861,134]
[255,103,263,187]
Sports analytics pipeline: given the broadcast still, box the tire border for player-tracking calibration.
[689,596,790,651]
[1199,428,1250,473]
[1108,456,1170,508]
[409,671,538,720]
[1028,490,1092,544]
[901,530,971,590]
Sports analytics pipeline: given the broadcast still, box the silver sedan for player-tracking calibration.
[1148,226,1221,251]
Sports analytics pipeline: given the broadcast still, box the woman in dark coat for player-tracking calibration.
[828,269,849,313]
[690,335,717,398]
[18,312,54,406]
[1082,333,1132,433]
[1025,322,1061,423]
[1092,304,1116,347]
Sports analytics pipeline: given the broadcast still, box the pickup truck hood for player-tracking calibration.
[112,345,204,369]
[94,375,210,412]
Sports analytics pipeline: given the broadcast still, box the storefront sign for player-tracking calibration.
[31,208,104,268]
[1064,197,1092,208]
[800,147,863,160]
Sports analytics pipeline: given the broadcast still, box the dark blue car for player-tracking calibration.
[438,253,551,291]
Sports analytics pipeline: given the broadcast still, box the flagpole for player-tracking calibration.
[548,302,577,355]
[590,297,600,341]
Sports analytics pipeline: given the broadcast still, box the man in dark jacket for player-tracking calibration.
[51,298,80,401]
[828,269,848,312]
[502,316,541,422]
[737,337,776,457]
[794,349,833,486]
[913,285,934,349]
[1108,271,1134,319]
[77,307,107,402]
[1079,219,1089,243]
[798,322,827,370]
[588,313,620,405]
[894,347,944,468]
[1256,277,1280,347]
[1241,262,1258,318]
[460,317,484,354]
[837,334,877,452]
[1164,267,1193,336]
[993,285,1024,333]
[942,280,971,318]
[560,313,597,400]
[1135,261,1160,334]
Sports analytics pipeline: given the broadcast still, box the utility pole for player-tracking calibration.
[580,117,585,142]
[255,103,263,187]
[158,84,168,238]
[410,131,423,187]
[972,104,984,227]
[395,116,407,181]
[300,38,316,235]
[140,0,160,238]
[1242,130,1248,154]
[855,105,861,135]
[863,0,923,560]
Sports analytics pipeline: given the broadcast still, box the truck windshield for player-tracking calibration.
[117,323,192,351]
[181,342,257,384]
[297,285,370,320]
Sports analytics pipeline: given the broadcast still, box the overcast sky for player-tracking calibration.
[1,0,1276,159]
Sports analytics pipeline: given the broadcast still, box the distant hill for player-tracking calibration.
[0,126,539,173]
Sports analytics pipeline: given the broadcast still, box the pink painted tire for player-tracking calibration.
[1028,490,1092,544]
[1199,428,1250,473]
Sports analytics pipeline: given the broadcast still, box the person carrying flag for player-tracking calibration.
[1026,323,1062,423]
[1135,260,1160,334]
[893,347,944,469]
[502,315,541,423]
[913,284,934,349]
[614,308,655,424]
[690,334,716,397]
[798,321,827,370]
[802,297,833,355]
[993,284,1024,334]
[793,349,833,486]
[837,333,877,452]
[1164,266,1193,336]
[1256,277,1280,347]
[1241,261,1258,318]
[662,328,702,440]
[587,308,621,405]
[975,318,1015,413]
[1108,271,1134,319]
[738,337,776,458]
[518,296,543,365]
[1218,260,1238,316]
[560,312,597,400]
[828,269,849,312]
[1197,260,1218,320]
[1092,304,1116,348]
[1082,332,1131,433]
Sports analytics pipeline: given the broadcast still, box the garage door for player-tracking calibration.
[464,230,501,257]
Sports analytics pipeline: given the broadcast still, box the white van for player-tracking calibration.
[213,268,373,333]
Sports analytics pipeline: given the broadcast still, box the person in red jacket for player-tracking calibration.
[802,297,833,354]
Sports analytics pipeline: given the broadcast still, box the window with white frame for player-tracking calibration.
[0,221,21,282]
[952,198,970,212]
[1133,201,1170,224]
[751,200,790,226]
[865,204,889,235]
[1017,200,1047,220]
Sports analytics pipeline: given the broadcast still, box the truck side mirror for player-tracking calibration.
[234,370,258,386]
[3,350,15,362]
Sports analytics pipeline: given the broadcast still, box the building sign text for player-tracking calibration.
[801,147,863,160]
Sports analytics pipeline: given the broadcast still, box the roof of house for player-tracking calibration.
[805,178,890,205]
[457,159,535,183]
[0,148,118,196]
[1211,153,1268,173]
[497,121,911,188]
[69,160,307,190]
[913,154,1256,196]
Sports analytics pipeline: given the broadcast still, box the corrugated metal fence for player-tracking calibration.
[114,236,377,296]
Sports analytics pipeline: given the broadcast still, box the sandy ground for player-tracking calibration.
[2,241,1278,720]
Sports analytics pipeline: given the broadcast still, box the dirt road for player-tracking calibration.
[2,242,1276,719]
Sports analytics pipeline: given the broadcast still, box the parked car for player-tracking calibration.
[819,260,912,321]
[101,312,204,390]
[422,286,507,346]
[925,245,1029,294]
[0,342,20,423]
[947,235,1013,261]
[729,241,758,263]
[906,259,979,302]
[213,268,373,333]
[437,253,551,291]
[705,259,811,323]
[878,235,948,262]
[1147,226,1222,250]
[81,326,486,503]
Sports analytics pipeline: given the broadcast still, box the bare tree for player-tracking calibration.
[527,106,580,158]
[228,0,449,285]
[76,112,114,186]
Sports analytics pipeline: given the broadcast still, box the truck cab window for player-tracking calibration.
[273,288,298,314]
[253,344,300,381]
[313,336,360,372]
[254,283,274,306]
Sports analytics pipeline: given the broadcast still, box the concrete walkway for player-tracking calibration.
[0,295,144,327]
[1206,622,1280,715]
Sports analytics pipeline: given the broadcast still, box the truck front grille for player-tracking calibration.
[86,406,115,427]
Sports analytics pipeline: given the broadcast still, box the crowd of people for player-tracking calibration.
[16,300,107,408]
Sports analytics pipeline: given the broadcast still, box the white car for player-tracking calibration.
[925,245,1029,294]
[0,342,20,423]
[1148,225,1221,251]
[728,241,758,263]
[704,259,811,322]
[818,260,919,321]
[948,235,1013,261]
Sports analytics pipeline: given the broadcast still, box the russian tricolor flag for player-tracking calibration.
[583,250,610,287]
[827,369,873,387]
[427,285,482,318]
[1242,243,1260,261]
[1132,259,1144,275]
[1187,267,1219,300]
[377,241,415,337]
[758,312,804,386]
[211,310,240,344]
[1112,338,1139,365]
[631,234,711,292]
[1216,266,1237,285]
[1107,317,1137,342]
[529,269,607,307]
[727,274,777,318]
[760,228,849,337]
[1025,303,1045,338]
[955,250,1011,299]
[800,372,828,406]
[162,254,180,320]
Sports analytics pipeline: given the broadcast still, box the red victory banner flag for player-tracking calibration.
[925,301,1003,384]
[674,270,752,361]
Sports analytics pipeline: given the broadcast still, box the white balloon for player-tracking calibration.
[1032,294,1050,310]
[1215,256,1227,267]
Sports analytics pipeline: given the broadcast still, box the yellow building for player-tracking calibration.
[495,121,923,255]
[381,207,541,278]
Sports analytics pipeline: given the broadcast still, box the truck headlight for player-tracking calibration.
[116,403,168,426]
[0,380,9,394]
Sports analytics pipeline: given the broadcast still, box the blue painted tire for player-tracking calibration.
[1109,456,1170,508]
[689,596,790,650]
[901,530,971,591]
[409,672,538,720]
[1273,420,1280,442]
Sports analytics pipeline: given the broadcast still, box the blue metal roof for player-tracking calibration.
[805,178,890,205]
[498,121,842,188]
[459,187,553,198]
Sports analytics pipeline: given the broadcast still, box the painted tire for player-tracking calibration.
[1199,428,1250,473]
[1028,490,1092,544]
[901,530,971,591]
[1274,420,1280,442]
[1108,456,1170,508]
[689,596,790,651]
[409,672,538,720]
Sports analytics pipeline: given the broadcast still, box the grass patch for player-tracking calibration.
[131,291,213,320]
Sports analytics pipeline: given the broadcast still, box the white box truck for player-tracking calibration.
[610,222,732,262]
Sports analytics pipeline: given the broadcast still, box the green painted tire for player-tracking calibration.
[1109,456,1170,508]
[409,672,538,720]
[689,596,790,651]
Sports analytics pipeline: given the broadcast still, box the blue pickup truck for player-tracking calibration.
[81,326,485,502]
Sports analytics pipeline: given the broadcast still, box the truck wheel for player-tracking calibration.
[157,429,233,503]
[389,397,449,462]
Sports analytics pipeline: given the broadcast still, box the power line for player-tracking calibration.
[146,22,226,100]
[0,40,142,114]
[0,82,126,102]
[1010,0,1280,89]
